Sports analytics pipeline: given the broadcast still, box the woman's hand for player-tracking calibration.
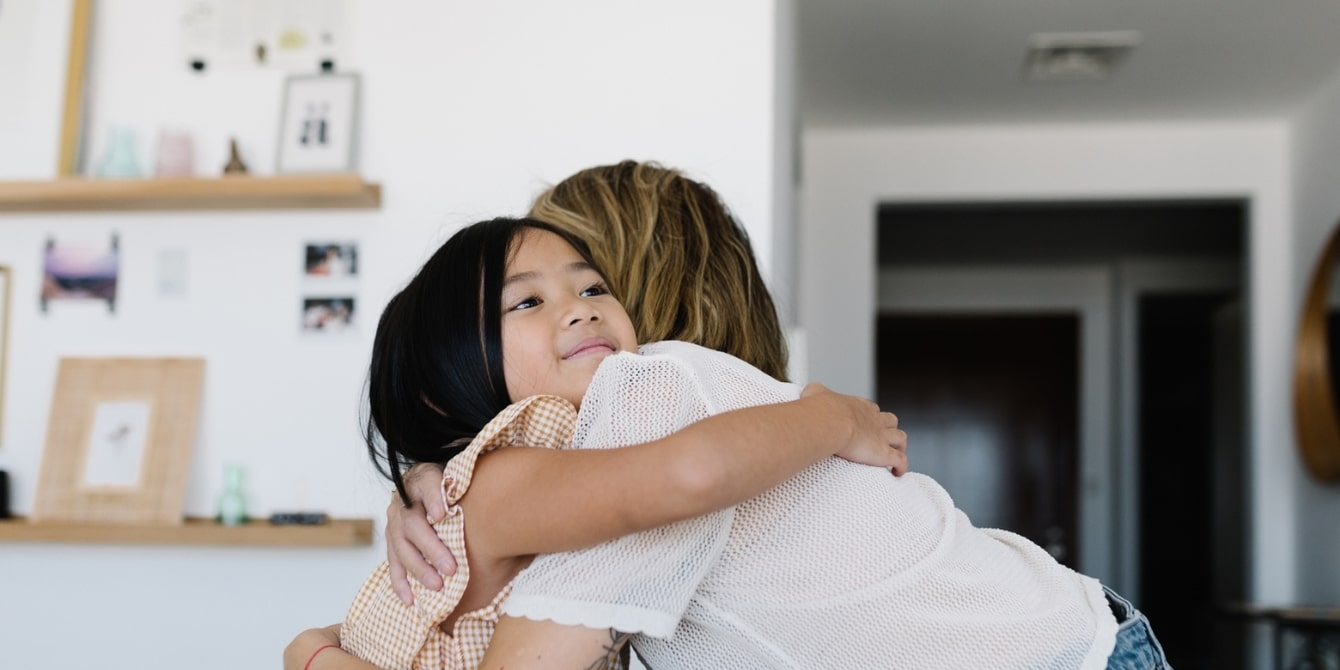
[386,462,458,605]
[800,382,909,475]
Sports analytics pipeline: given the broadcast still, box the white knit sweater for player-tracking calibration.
[501,341,1118,670]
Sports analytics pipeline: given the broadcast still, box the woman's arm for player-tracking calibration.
[283,625,382,670]
[387,384,905,602]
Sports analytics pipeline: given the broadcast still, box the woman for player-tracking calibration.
[471,163,1166,670]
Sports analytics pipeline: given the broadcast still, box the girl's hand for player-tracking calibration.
[800,382,909,475]
[282,624,341,670]
[386,462,458,604]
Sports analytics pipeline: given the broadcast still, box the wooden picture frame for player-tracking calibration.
[32,357,205,524]
[58,0,92,177]
[0,266,10,445]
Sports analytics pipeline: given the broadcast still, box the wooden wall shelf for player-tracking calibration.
[0,174,381,212]
[0,516,374,547]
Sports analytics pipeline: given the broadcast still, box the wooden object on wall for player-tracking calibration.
[1295,220,1340,481]
[32,358,205,524]
[0,174,381,212]
[58,0,92,177]
[0,516,374,547]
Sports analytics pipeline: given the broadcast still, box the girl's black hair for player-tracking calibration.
[365,216,603,505]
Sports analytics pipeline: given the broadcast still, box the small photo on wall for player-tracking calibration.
[41,234,119,312]
[302,296,355,332]
[304,242,358,278]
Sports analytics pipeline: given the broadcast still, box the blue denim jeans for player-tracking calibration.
[1104,586,1174,669]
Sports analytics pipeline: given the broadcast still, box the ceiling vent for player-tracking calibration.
[1024,31,1141,82]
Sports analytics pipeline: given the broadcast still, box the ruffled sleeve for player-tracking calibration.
[340,395,578,670]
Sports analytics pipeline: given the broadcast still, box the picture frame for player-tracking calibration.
[58,0,92,176]
[32,358,205,525]
[0,266,10,445]
[276,73,360,174]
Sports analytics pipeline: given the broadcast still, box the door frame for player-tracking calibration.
[877,265,1116,584]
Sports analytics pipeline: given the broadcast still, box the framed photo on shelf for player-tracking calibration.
[276,73,360,174]
[32,357,205,525]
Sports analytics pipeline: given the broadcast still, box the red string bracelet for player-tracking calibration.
[303,643,340,670]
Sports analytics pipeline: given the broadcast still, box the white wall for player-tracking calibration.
[799,122,1299,611]
[0,1,784,668]
[1290,65,1340,603]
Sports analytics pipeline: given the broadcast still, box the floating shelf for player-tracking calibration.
[0,174,381,212]
[0,516,374,547]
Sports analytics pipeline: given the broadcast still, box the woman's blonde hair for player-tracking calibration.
[528,160,789,380]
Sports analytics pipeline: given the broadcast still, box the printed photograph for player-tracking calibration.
[302,296,355,332]
[41,235,120,311]
[304,242,358,277]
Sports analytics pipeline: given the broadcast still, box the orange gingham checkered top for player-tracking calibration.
[340,395,623,670]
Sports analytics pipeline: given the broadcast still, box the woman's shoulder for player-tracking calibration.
[636,341,790,387]
[637,340,722,358]
[635,341,765,375]
[597,341,797,410]
[606,341,756,389]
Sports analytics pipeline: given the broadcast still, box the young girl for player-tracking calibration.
[325,216,908,670]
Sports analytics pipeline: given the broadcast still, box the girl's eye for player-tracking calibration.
[510,296,540,311]
[581,283,610,298]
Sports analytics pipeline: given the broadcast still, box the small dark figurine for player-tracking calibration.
[0,470,11,520]
[222,137,249,175]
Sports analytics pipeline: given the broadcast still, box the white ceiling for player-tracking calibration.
[798,0,1340,127]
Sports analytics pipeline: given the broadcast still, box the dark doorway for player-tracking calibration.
[876,314,1081,567]
[1138,293,1243,670]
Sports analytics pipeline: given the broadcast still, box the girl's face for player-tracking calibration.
[500,229,638,407]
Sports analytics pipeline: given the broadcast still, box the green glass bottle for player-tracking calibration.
[217,464,249,526]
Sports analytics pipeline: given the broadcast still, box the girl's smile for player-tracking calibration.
[500,229,639,407]
[563,336,618,360]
